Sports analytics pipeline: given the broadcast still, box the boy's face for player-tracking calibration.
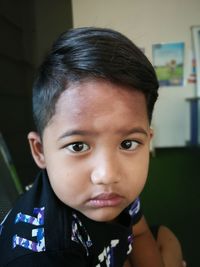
[29,80,153,222]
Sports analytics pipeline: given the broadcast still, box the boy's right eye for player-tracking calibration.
[66,142,90,153]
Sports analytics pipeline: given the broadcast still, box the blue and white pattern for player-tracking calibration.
[128,198,140,218]
[71,213,92,256]
[13,207,46,252]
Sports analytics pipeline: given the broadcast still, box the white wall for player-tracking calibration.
[72,0,200,147]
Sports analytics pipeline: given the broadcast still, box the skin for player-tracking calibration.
[28,79,152,222]
[156,226,186,267]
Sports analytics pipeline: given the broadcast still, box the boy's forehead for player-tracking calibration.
[52,80,148,123]
[56,80,145,109]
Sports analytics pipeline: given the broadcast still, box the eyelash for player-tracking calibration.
[120,140,140,151]
[66,142,90,153]
[65,140,141,153]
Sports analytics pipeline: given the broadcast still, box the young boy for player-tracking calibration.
[0,27,182,267]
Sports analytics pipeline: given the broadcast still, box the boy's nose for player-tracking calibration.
[90,156,121,185]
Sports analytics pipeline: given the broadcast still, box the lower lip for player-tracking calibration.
[88,196,124,208]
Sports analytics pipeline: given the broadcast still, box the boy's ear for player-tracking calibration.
[28,132,46,169]
[149,127,154,140]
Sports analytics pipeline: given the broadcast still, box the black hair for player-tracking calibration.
[32,27,159,136]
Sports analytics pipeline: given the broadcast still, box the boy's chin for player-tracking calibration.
[81,208,123,223]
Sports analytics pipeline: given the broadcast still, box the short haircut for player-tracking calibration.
[32,27,159,136]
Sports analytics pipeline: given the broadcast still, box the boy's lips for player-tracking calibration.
[87,193,124,208]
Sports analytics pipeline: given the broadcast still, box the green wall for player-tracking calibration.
[141,147,200,267]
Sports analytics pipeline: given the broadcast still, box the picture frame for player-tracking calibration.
[152,42,185,87]
[191,25,200,97]
[190,26,200,145]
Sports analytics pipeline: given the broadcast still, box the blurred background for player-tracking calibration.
[0,0,199,266]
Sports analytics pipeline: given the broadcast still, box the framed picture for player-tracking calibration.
[191,26,200,97]
[152,42,185,87]
[188,26,200,145]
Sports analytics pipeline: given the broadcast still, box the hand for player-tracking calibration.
[123,259,131,267]
[156,226,186,267]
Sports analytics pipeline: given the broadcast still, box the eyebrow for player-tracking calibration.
[119,127,148,136]
[58,130,94,140]
[58,127,148,140]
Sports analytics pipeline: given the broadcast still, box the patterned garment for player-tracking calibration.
[0,170,142,267]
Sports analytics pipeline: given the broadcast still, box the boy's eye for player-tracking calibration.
[66,142,90,153]
[120,140,139,150]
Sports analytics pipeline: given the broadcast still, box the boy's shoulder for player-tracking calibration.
[0,170,75,266]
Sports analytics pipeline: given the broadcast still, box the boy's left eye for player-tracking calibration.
[120,140,139,150]
[66,142,90,153]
